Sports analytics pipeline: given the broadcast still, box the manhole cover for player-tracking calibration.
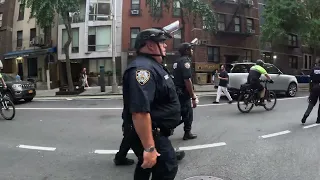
[184,176,224,180]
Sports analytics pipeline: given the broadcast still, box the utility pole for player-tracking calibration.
[111,0,119,93]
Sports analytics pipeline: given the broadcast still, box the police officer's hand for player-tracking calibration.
[191,99,197,108]
[141,149,161,169]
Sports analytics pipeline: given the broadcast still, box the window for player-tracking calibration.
[263,64,280,74]
[217,14,225,31]
[29,28,36,47]
[289,56,298,69]
[0,0,5,4]
[303,54,312,69]
[130,28,140,49]
[152,0,161,16]
[89,0,111,21]
[231,64,252,73]
[234,17,240,32]
[88,26,111,51]
[245,50,252,61]
[207,47,220,63]
[246,18,253,31]
[288,34,298,46]
[131,0,140,10]
[72,28,79,53]
[61,29,68,54]
[18,4,25,20]
[17,31,23,48]
[0,13,2,27]
[173,29,181,49]
[202,16,208,29]
[262,52,272,63]
[173,0,181,17]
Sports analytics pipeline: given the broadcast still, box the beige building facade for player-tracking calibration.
[3,0,59,89]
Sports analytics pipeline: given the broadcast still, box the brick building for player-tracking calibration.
[122,0,259,84]
[0,0,15,70]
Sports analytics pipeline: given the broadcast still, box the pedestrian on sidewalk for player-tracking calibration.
[212,69,219,89]
[213,64,233,104]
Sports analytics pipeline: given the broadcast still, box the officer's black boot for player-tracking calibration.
[175,150,185,161]
[301,115,308,124]
[183,131,197,140]
[113,156,135,166]
[316,118,320,124]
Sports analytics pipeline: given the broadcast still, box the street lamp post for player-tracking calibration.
[111,0,119,93]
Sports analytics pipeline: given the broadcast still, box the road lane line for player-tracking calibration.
[259,130,291,139]
[303,124,320,129]
[16,107,123,110]
[94,149,134,154]
[93,143,226,154]
[17,96,308,110]
[17,145,56,151]
[179,142,227,151]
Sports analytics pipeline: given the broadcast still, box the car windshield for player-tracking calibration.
[2,74,18,82]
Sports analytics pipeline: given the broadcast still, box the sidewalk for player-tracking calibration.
[35,84,309,98]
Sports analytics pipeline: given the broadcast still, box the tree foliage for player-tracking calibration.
[260,0,306,45]
[146,0,217,34]
[20,0,80,91]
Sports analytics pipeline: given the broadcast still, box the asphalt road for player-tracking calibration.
[1,92,319,180]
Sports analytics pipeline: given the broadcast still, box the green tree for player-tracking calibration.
[146,0,217,42]
[20,0,80,91]
[260,0,306,45]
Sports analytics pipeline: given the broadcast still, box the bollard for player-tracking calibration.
[100,66,105,92]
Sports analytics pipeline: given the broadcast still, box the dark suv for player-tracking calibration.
[0,74,36,103]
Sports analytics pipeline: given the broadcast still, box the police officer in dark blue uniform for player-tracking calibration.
[301,60,320,124]
[172,39,199,140]
[122,21,181,180]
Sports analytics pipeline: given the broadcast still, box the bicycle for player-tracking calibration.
[0,90,15,120]
[237,80,277,113]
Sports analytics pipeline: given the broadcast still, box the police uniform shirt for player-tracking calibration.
[310,66,320,84]
[172,56,192,88]
[122,55,181,130]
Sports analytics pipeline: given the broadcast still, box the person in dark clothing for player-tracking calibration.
[213,64,233,104]
[121,21,182,180]
[301,60,320,124]
[114,124,185,166]
[172,39,199,140]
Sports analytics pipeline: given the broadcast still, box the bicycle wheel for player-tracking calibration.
[237,93,254,113]
[263,91,277,111]
[0,97,15,120]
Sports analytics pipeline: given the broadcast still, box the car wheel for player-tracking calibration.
[24,98,33,102]
[286,82,297,97]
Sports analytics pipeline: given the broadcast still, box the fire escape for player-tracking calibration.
[212,0,255,37]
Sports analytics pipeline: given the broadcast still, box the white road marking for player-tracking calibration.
[259,130,291,139]
[303,124,320,129]
[66,98,73,101]
[93,142,226,154]
[16,107,123,110]
[94,149,134,154]
[17,96,308,110]
[17,144,56,151]
[179,142,227,151]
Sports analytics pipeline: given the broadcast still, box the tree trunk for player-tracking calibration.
[63,13,74,91]
[180,1,186,42]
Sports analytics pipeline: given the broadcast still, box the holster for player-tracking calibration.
[152,127,173,137]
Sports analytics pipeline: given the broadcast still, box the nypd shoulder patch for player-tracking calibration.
[136,70,151,85]
[184,62,190,69]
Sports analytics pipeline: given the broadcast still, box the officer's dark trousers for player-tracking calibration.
[178,94,193,132]
[130,131,178,180]
[115,124,138,159]
[304,84,320,118]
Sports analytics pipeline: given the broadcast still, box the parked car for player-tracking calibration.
[0,73,36,103]
[295,72,310,83]
[227,62,298,97]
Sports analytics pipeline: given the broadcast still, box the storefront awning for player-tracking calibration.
[3,47,57,59]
